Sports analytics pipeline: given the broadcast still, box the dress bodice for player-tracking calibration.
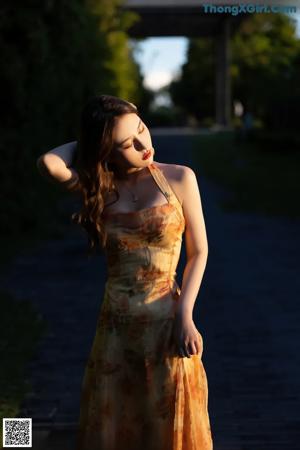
[101,162,186,323]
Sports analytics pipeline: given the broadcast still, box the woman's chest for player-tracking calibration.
[104,203,185,251]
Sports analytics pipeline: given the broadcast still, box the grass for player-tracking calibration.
[191,130,300,219]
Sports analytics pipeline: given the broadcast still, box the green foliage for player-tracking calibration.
[192,131,300,218]
[143,105,187,127]
[0,0,145,240]
[169,37,215,123]
[86,0,143,102]
[231,13,300,128]
[168,13,300,130]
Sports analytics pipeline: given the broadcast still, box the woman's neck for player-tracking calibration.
[113,165,149,184]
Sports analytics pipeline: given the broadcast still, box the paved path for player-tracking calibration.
[1,131,300,449]
[198,178,300,450]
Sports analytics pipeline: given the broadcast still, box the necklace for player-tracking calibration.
[116,168,144,202]
[123,183,139,202]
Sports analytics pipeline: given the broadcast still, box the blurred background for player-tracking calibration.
[1,0,300,449]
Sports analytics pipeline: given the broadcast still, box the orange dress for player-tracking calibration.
[75,162,213,450]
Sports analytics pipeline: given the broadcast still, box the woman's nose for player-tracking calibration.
[133,136,147,151]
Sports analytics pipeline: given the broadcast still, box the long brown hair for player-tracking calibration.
[71,94,139,257]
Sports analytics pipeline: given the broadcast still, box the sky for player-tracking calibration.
[131,37,189,91]
[131,12,300,92]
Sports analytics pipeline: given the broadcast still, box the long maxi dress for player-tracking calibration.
[75,162,213,450]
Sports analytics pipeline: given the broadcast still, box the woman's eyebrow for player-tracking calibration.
[117,118,142,145]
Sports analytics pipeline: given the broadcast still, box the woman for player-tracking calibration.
[37,94,213,450]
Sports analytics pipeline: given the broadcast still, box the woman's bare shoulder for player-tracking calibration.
[154,161,192,180]
[154,161,191,206]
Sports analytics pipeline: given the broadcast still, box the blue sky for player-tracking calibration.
[131,12,300,91]
[131,37,189,90]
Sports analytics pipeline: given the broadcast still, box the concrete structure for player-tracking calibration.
[122,0,290,127]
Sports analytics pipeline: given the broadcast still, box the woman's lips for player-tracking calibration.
[142,150,151,160]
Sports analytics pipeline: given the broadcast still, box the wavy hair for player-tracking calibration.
[71,94,139,257]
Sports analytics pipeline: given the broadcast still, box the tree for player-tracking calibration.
[231,12,300,129]
[0,0,146,235]
[169,37,215,124]
[168,12,300,129]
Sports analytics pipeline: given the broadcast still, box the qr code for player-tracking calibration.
[3,418,32,447]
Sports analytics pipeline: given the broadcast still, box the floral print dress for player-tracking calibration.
[75,162,213,450]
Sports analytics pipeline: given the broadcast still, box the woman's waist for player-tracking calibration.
[100,276,181,324]
[106,269,176,281]
[104,273,180,298]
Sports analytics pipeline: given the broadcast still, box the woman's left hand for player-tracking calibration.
[172,311,202,358]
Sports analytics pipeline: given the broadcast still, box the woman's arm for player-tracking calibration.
[172,166,209,358]
[36,141,80,193]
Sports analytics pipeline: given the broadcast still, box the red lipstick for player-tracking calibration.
[142,150,151,160]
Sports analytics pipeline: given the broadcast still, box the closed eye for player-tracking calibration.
[123,124,145,149]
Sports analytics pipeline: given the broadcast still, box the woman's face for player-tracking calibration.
[110,113,154,170]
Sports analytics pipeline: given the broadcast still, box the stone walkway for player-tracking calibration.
[1,132,300,449]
